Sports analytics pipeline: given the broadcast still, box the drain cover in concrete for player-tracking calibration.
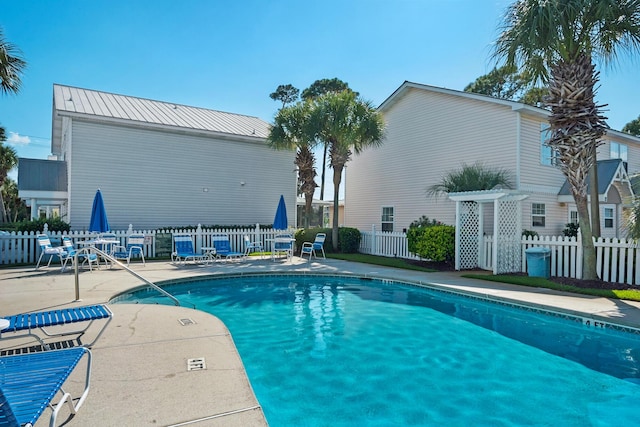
[179,318,196,326]
[187,358,207,371]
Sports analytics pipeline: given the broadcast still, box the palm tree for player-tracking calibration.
[0,139,18,223]
[493,0,640,280]
[0,28,26,95]
[427,163,514,198]
[268,101,318,229]
[308,91,385,250]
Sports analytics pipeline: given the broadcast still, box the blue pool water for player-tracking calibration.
[114,274,640,426]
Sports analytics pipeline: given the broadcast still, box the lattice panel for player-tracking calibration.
[496,199,521,274]
[459,202,479,269]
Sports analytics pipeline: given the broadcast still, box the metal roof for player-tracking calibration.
[52,84,270,144]
[17,158,67,191]
[558,159,628,196]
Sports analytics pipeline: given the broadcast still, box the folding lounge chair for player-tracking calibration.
[212,234,244,262]
[172,234,208,265]
[112,233,146,266]
[35,234,67,271]
[0,347,92,427]
[61,237,99,272]
[1,304,113,349]
[301,233,327,262]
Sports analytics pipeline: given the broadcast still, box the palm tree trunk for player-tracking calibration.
[332,163,343,251]
[589,146,601,238]
[320,144,327,200]
[575,193,598,280]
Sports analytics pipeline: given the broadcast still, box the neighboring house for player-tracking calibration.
[295,197,345,228]
[18,84,296,230]
[345,81,639,238]
[17,158,67,219]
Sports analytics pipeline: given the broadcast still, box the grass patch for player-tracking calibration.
[462,273,640,302]
[327,253,437,272]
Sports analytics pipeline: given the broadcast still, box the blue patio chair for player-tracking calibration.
[0,347,92,427]
[271,234,293,262]
[35,234,67,271]
[305,233,326,260]
[61,237,99,272]
[172,234,208,265]
[1,304,113,348]
[212,234,244,262]
[112,233,146,266]
[244,235,264,258]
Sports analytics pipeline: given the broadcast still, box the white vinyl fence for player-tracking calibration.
[360,227,640,286]
[0,224,285,266]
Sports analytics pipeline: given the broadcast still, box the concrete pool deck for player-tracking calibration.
[2,257,640,426]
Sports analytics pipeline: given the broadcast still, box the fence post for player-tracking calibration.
[371,224,377,256]
[196,224,202,251]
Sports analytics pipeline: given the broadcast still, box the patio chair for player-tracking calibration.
[272,234,293,262]
[112,233,146,266]
[1,304,113,349]
[61,237,99,272]
[35,234,67,270]
[244,235,264,258]
[0,347,92,427]
[212,234,245,262]
[300,233,325,262]
[172,234,208,265]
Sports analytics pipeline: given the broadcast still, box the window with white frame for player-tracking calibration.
[569,210,578,224]
[540,124,557,166]
[604,207,614,228]
[532,203,546,227]
[381,207,394,232]
[610,142,628,162]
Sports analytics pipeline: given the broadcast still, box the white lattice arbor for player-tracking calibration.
[448,190,528,274]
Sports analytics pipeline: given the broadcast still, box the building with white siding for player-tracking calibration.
[18,84,296,230]
[345,81,639,238]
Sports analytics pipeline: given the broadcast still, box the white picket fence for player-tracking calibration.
[4,224,639,286]
[360,227,640,286]
[0,224,284,266]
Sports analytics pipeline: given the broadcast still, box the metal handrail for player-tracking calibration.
[73,246,182,306]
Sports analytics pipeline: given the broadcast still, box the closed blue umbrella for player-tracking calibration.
[89,189,110,232]
[273,195,288,230]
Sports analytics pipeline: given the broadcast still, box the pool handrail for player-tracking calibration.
[73,246,182,307]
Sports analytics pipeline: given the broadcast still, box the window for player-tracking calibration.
[610,142,628,162]
[604,208,614,228]
[381,207,394,232]
[532,203,546,227]
[540,124,557,166]
[569,210,578,224]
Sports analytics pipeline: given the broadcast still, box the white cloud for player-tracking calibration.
[7,132,31,146]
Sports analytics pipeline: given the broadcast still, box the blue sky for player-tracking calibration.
[2,0,639,165]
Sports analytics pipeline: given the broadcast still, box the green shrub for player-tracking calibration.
[409,216,443,228]
[522,229,539,238]
[338,227,361,253]
[562,223,579,238]
[407,224,455,262]
[15,217,70,233]
[295,228,331,252]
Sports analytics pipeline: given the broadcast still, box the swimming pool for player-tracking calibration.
[114,274,640,426]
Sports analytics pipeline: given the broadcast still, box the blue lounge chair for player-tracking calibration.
[172,234,208,265]
[212,234,244,262]
[1,304,113,349]
[0,347,92,427]
[112,233,146,266]
[35,234,67,271]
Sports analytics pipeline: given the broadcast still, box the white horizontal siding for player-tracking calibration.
[68,120,296,230]
[347,88,518,231]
